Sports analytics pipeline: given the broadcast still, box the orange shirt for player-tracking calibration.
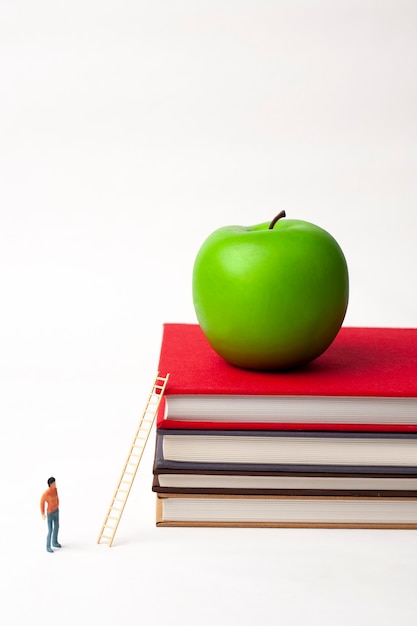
[40,486,59,516]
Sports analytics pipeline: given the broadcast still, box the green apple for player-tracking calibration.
[192,211,349,370]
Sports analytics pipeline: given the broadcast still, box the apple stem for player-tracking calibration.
[268,210,286,229]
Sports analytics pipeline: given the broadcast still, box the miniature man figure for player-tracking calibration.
[40,477,61,553]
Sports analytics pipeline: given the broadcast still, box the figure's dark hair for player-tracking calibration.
[47,477,56,486]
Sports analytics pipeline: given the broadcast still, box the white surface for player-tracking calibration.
[1,1,417,624]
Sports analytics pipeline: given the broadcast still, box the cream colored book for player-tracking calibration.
[156,494,417,529]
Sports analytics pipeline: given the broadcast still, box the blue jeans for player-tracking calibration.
[46,508,59,550]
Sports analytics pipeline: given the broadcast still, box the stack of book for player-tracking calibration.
[153,323,417,529]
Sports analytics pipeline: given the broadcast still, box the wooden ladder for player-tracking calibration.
[97,372,169,547]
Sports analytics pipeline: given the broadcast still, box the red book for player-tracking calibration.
[156,323,417,432]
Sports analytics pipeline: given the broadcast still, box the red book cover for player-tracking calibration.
[157,323,417,432]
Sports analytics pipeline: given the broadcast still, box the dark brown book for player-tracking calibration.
[152,471,417,497]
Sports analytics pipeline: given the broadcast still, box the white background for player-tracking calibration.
[1,1,417,624]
